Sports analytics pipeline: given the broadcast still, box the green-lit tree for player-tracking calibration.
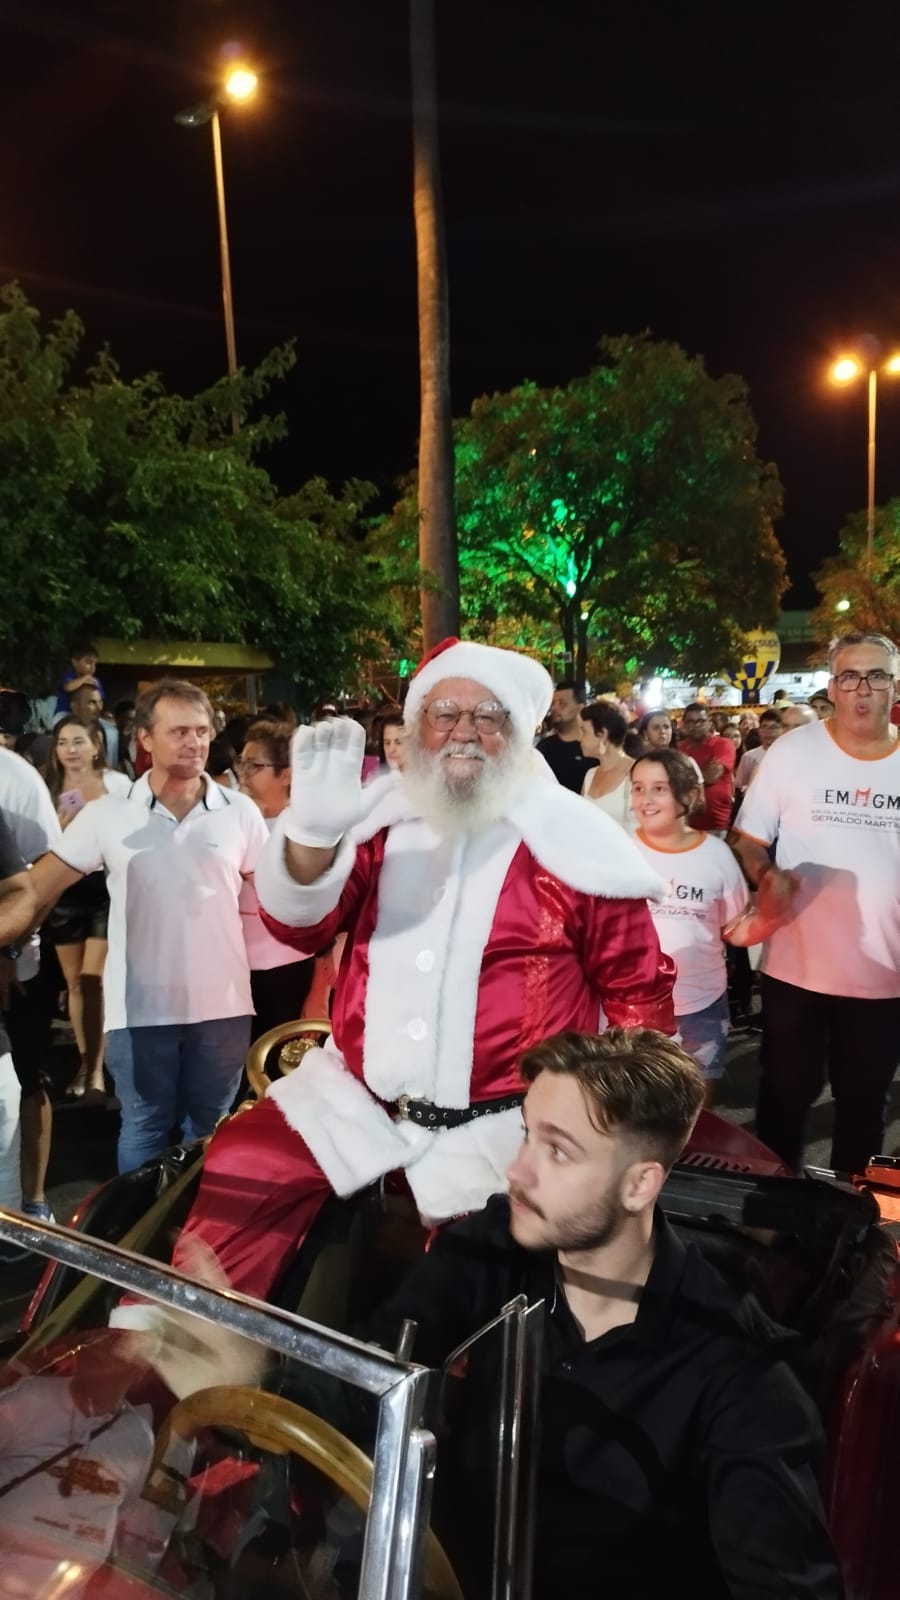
[810,503,900,647]
[0,284,394,702]
[390,332,787,681]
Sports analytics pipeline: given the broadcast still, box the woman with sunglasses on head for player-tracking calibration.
[41,715,131,1100]
[236,721,314,1039]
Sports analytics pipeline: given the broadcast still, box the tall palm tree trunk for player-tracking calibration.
[410,0,459,646]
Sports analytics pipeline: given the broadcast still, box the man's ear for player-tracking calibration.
[137,726,152,754]
[621,1160,665,1216]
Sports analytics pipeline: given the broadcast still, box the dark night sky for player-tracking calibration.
[3,0,900,608]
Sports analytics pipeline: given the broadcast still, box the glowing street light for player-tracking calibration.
[175,64,259,431]
[828,345,900,573]
[224,67,258,101]
[835,597,851,613]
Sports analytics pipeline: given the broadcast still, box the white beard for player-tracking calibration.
[401,726,533,837]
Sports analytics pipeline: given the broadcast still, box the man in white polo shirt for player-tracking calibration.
[31,679,268,1172]
[731,631,900,1173]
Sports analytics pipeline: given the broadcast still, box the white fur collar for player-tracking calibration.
[355,766,666,901]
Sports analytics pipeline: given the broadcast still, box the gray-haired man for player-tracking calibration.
[730,632,900,1173]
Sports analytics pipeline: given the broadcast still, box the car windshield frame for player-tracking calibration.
[0,1206,543,1600]
[0,1206,435,1600]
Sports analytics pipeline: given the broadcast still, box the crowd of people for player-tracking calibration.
[0,628,896,1596]
[0,634,894,1217]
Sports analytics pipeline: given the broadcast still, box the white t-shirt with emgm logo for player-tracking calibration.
[632,831,747,1015]
[736,719,900,999]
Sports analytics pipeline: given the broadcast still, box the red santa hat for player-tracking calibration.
[404,638,553,739]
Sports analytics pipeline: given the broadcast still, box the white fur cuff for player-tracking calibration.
[254,814,357,933]
[266,1041,424,1196]
[404,1107,522,1224]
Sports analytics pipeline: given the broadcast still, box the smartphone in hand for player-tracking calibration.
[58,789,85,818]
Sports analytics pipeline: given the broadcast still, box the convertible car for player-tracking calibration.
[1,1021,900,1600]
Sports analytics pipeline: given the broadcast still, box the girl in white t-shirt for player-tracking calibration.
[630,749,749,1098]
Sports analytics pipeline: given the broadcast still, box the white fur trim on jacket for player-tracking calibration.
[352,767,666,903]
[254,816,357,937]
[361,819,521,1107]
[266,1037,521,1220]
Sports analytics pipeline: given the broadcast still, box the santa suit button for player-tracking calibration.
[415,950,435,972]
[407,1018,428,1041]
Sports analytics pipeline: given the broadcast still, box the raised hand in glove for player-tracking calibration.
[283,716,366,848]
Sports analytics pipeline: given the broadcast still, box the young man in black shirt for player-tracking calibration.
[536,679,598,791]
[368,1028,844,1600]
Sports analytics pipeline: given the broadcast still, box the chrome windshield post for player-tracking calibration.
[362,1368,438,1600]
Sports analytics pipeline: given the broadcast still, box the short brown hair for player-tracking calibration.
[631,748,702,817]
[579,701,627,748]
[135,677,214,733]
[520,1028,705,1169]
[244,719,292,771]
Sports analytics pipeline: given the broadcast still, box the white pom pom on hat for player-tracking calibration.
[403,637,553,739]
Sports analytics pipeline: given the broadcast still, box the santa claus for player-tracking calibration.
[158,641,675,1302]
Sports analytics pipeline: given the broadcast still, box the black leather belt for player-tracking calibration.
[392,1092,524,1130]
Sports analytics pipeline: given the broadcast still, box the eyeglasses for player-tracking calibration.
[424,700,509,735]
[833,669,895,692]
[235,759,276,775]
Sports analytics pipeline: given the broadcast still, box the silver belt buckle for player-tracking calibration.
[397,1094,411,1120]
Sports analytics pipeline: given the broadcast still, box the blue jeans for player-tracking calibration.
[678,992,731,1081]
[106,1016,252,1173]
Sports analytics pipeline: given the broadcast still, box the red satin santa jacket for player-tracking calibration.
[262,830,676,1101]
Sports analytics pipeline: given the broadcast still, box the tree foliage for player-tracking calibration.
[388,332,787,681]
[0,284,395,701]
[810,503,900,649]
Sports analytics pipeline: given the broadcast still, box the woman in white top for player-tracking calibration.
[629,748,749,1102]
[236,721,314,1040]
[42,716,131,1100]
[578,701,636,831]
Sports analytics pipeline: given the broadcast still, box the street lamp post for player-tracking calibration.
[209,107,238,386]
[829,348,900,575]
[175,67,258,434]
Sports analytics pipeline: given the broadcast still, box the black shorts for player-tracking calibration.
[6,967,55,1097]
[42,872,110,947]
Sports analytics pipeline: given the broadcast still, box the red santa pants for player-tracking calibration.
[173,1098,333,1303]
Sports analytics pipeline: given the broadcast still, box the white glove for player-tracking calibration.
[284,716,366,848]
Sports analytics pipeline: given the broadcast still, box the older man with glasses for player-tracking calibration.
[157,638,676,1307]
[730,631,900,1174]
